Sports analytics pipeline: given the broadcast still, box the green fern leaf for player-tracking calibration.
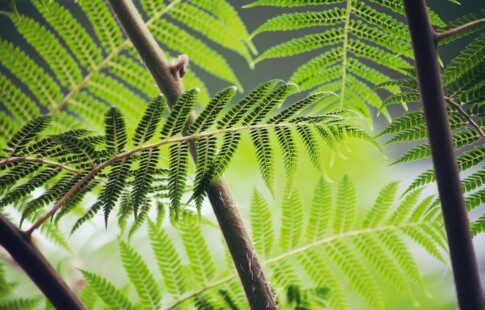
[78,0,124,52]
[471,213,485,236]
[192,137,217,209]
[280,188,304,251]
[179,222,216,286]
[250,189,274,258]
[243,83,299,125]
[0,297,41,310]
[160,89,198,139]
[168,142,190,215]
[0,75,40,123]
[128,200,151,239]
[71,201,102,235]
[324,240,384,309]
[100,157,132,225]
[105,107,127,155]
[132,148,159,215]
[209,132,241,182]
[119,240,161,309]
[10,15,82,88]
[148,220,187,297]
[295,126,321,171]
[0,40,60,107]
[255,29,344,63]
[7,115,51,156]
[306,177,332,243]
[442,33,485,85]
[387,189,424,225]
[269,92,333,124]
[54,134,96,167]
[0,163,41,193]
[0,168,60,208]
[333,175,357,234]
[81,270,136,310]
[133,96,165,146]
[188,86,237,134]
[251,128,274,193]
[217,80,280,129]
[274,126,298,181]
[363,182,399,228]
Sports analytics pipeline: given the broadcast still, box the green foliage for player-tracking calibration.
[0,0,250,142]
[79,178,445,309]
[246,0,444,123]
[379,27,485,234]
[0,82,371,235]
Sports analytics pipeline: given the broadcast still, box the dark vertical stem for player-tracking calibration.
[403,1,484,309]
[0,214,85,309]
[106,1,277,308]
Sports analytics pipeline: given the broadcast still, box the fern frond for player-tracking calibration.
[100,158,132,224]
[119,240,162,309]
[188,86,237,134]
[0,297,41,310]
[132,148,159,215]
[0,75,40,122]
[168,142,190,214]
[471,214,485,236]
[442,33,485,85]
[70,201,102,235]
[217,80,280,129]
[178,222,216,286]
[363,182,399,228]
[333,175,356,234]
[192,137,217,209]
[6,115,51,156]
[274,126,297,181]
[105,107,127,155]
[250,128,274,193]
[160,89,198,139]
[81,270,136,310]
[250,189,274,258]
[279,188,304,252]
[133,96,165,146]
[10,15,82,87]
[148,220,187,297]
[0,168,60,208]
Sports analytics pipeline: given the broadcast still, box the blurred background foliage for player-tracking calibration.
[0,0,484,309]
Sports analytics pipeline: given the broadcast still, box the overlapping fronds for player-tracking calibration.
[0,0,251,139]
[246,0,445,123]
[80,177,445,309]
[1,82,375,235]
[378,25,485,235]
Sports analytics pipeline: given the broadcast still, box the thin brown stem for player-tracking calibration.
[0,156,83,174]
[446,97,485,140]
[106,1,277,308]
[0,214,84,309]
[436,18,485,42]
[403,1,484,309]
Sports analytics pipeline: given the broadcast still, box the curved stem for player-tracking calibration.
[0,214,84,309]
[436,18,485,42]
[403,1,484,309]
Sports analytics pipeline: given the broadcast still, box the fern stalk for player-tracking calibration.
[436,18,485,41]
[106,1,277,308]
[403,1,484,308]
[0,214,84,309]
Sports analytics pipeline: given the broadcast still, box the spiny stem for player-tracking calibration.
[403,1,484,308]
[436,18,485,42]
[446,97,485,140]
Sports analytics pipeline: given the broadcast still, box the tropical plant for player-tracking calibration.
[0,0,484,309]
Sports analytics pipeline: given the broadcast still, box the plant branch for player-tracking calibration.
[0,214,84,309]
[26,121,324,234]
[403,1,484,309]
[445,97,485,140]
[0,156,85,174]
[435,18,485,42]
